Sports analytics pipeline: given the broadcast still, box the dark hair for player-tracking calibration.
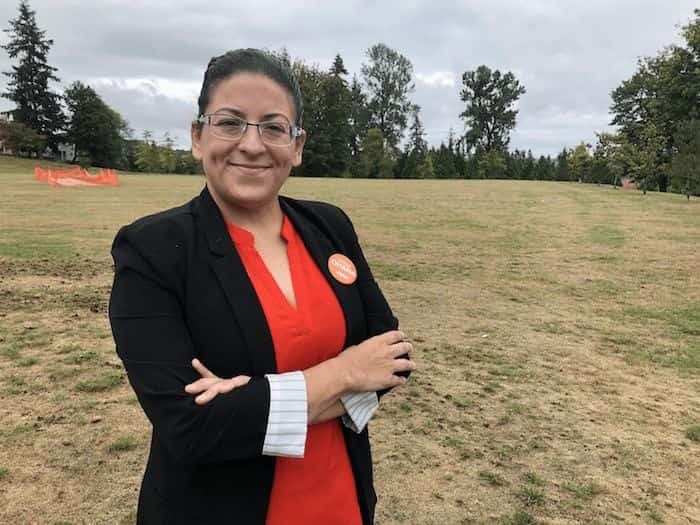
[196,48,303,127]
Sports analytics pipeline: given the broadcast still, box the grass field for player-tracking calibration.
[0,156,699,524]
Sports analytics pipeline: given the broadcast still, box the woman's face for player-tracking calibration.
[191,72,305,215]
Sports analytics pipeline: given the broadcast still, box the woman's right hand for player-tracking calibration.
[336,330,416,392]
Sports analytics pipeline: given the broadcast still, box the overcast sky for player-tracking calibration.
[0,1,696,156]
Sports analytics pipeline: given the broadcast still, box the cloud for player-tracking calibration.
[416,72,457,88]
[0,0,696,154]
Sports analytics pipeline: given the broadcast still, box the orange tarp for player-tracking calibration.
[34,166,120,186]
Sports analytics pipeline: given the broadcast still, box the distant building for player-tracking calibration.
[620,176,638,189]
[54,142,75,162]
[0,108,75,161]
[0,110,14,155]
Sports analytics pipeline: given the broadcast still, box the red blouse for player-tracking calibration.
[226,215,362,525]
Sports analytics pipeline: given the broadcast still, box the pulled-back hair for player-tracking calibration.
[196,48,303,126]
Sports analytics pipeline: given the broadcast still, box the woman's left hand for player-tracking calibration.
[185,358,251,405]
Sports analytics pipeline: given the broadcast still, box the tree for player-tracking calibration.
[459,65,525,154]
[569,143,594,183]
[64,81,128,167]
[400,105,431,178]
[320,54,352,176]
[0,119,45,156]
[135,131,162,173]
[174,149,202,175]
[631,123,664,194]
[291,60,330,177]
[160,132,177,173]
[535,155,556,181]
[477,150,508,179]
[555,148,572,181]
[353,128,393,178]
[430,141,460,179]
[594,132,627,186]
[669,119,700,199]
[361,43,414,154]
[2,0,64,153]
[610,10,700,192]
[348,75,370,171]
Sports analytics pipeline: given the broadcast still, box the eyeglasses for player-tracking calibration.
[196,113,303,147]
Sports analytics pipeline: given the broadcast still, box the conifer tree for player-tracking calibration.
[320,54,352,175]
[2,0,64,153]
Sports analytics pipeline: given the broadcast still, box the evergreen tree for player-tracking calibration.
[407,105,427,156]
[450,131,468,178]
[353,128,393,178]
[430,142,458,179]
[476,150,508,179]
[535,155,556,181]
[401,105,429,178]
[64,81,128,167]
[555,148,572,181]
[348,75,370,172]
[2,0,64,154]
[292,60,331,177]
[361,43,414,154]
[320,54,352,176]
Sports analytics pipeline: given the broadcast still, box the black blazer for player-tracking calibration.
[109,186,401,525]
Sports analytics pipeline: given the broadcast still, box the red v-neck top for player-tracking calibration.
[226,215,362,525]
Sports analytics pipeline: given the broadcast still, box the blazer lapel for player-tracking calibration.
[193,186,278,375]
[281,197,365,349]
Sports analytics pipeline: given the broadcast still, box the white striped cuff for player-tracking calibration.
[262,371,308,458]
[340,391,379,433]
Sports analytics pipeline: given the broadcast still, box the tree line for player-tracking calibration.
[1,0,698,196]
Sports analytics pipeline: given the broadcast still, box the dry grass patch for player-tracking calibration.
[1,158,699,523]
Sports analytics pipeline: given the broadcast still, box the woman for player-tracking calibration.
[109,48,415,525]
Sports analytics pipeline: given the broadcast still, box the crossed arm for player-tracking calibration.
[184,330,414,426]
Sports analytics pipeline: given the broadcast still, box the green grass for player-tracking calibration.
[0,236,74,260]
[0,340,22,359]
[500,510,538,525]
[0,467,8,480]
[622,303,700,337]
[563,480,604,500]
[0,423,33,441]
[58,343,85,354]
[75,372,123,392]
[62,351,99,365]
[686,424,700,442]
[523,472,546,487]
[479,470,507,486]
[517,484,546,506]
[107,436,137,453]
[589,225,626,247]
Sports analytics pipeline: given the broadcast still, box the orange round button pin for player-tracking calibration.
[328,253,357,285]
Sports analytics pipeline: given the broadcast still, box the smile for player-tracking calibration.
[229,163,271,173]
